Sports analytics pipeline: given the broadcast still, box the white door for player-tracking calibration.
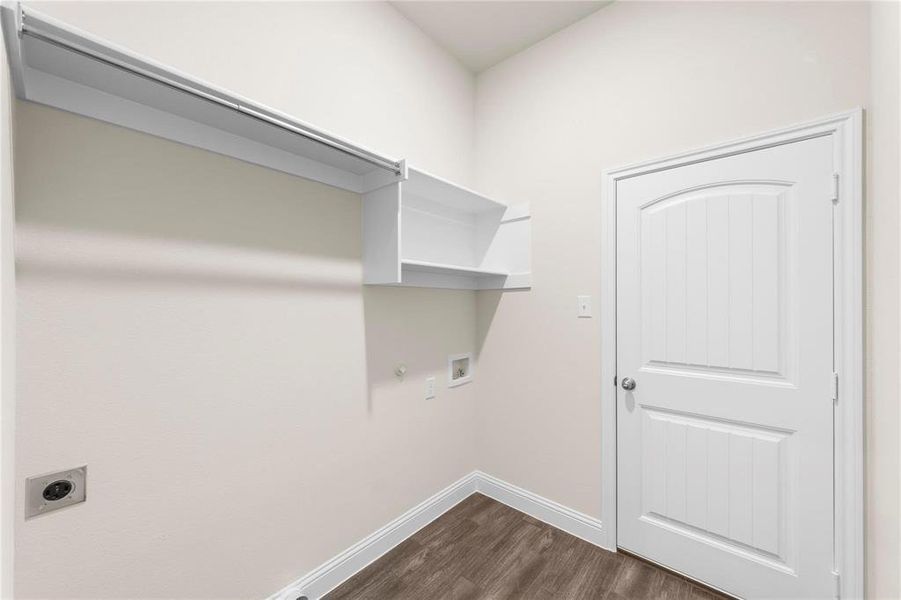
[616,136,835,599]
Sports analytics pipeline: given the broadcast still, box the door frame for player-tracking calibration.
[600,109,864,599]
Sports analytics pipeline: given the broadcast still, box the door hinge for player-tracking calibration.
[832,372,839,404]
[613,375,618,387]
[832,570,841,599]
[832,173,840,203]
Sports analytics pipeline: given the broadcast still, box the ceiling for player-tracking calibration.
[390,1,610,73]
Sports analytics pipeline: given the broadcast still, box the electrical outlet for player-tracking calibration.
[26,466,87,518]
[425,376,436,399]
[577,295,592,318]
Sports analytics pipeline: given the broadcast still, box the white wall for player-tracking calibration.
[14,2,477,598]
[474,1,896,597]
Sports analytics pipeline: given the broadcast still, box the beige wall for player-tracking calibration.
[14,2,478,598]
[474,1,897,597]
[0,26,15,600]
[868,1,901,597]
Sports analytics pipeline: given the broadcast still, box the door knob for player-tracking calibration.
[621,377,636,391]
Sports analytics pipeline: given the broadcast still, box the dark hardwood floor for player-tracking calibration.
[324,493,730,600]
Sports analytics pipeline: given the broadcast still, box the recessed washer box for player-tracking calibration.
[26,466,87,518]
[448,353,473,387]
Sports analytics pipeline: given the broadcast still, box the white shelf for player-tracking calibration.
[0,3,532,291]
[0,4,404,194]
[401,260,509,277]
[364,170,531,290]
[404,167,505,214]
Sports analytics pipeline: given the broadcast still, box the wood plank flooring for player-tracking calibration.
[324,493,730,600]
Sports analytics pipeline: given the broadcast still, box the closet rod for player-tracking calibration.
[16,6,404,176]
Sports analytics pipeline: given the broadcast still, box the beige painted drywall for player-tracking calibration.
[869,1,901,597]
[474,1,898,597]
[0,28,15,599]
[15,102,478,599]
[14,2,478,598]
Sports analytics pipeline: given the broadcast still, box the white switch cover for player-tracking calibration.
[425,376,436,399]
[577,295,592,318]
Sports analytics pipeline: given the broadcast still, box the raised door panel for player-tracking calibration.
[640,407,796,573]
[639,184,796,385]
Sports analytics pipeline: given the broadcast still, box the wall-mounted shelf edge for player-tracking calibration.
[0,2,406,194]
[401,260,509,277]
[404,167,505,213]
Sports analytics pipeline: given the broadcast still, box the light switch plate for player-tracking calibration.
[577,295,592,318]
[425,376,436,399]
[26,466,86,519]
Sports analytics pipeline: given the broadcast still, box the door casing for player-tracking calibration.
[599,110,864,599]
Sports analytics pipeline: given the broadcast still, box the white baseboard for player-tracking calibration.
[269,472,479,600]
[474,471,607,549]
[268,471,606,600]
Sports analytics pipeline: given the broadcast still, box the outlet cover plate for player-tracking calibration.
[26,466,87,518]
